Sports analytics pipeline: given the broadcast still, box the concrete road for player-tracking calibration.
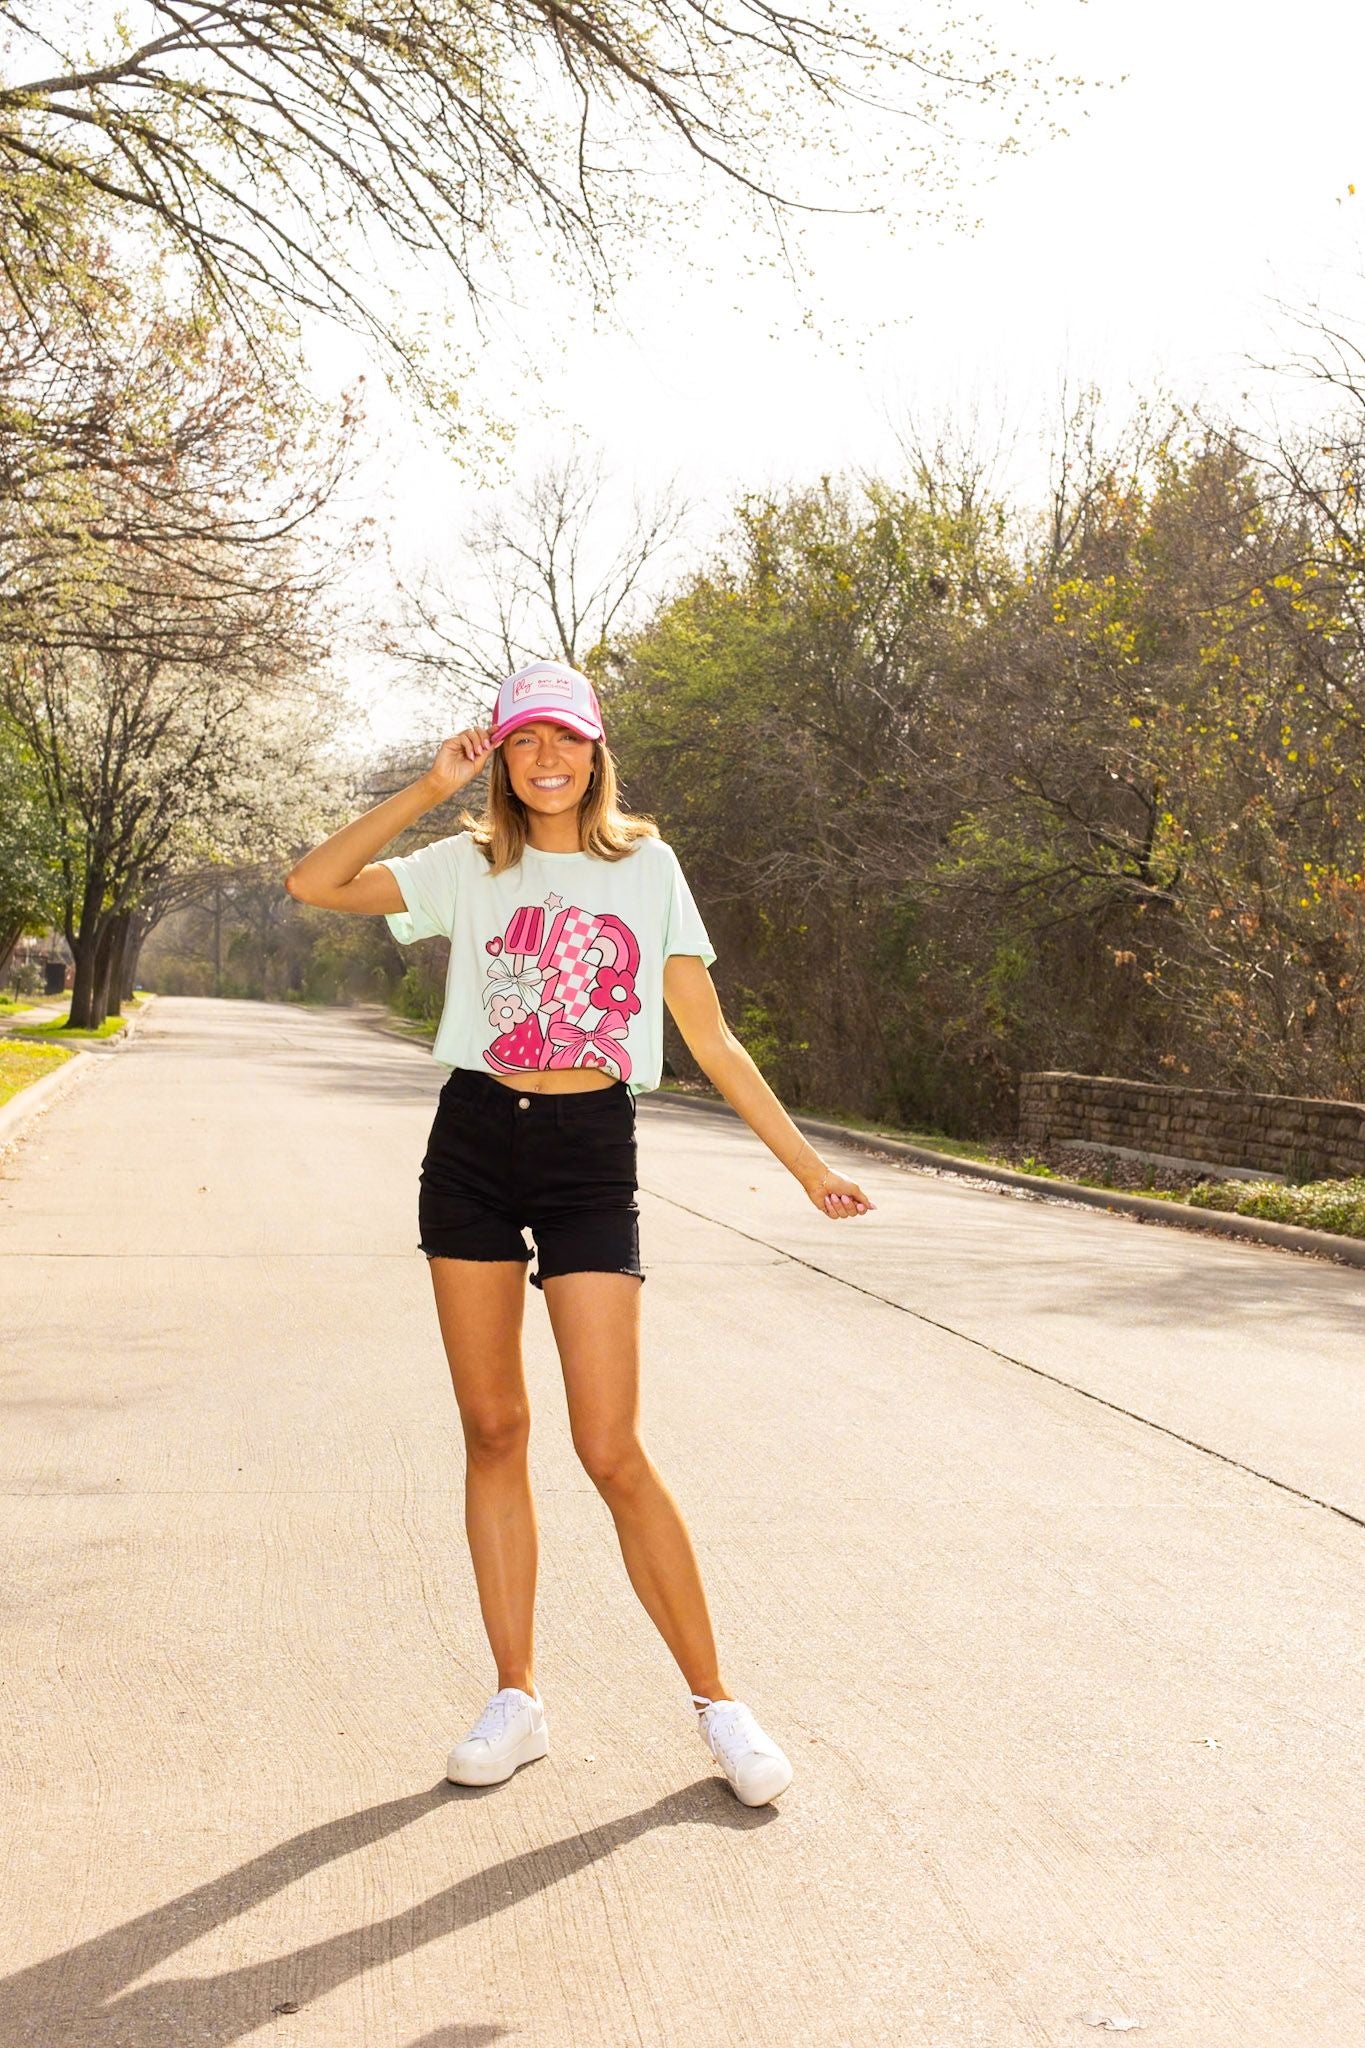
[2,996,1362,2048]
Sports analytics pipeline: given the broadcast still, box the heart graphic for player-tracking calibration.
[485,937,503,955]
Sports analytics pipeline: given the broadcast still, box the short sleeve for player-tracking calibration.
[662,844,716,967]
[376,835,461,944]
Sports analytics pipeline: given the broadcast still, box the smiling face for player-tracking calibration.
[500,719,597,819]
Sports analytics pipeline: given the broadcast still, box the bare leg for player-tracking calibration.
[428,1257,538,1695]
[540,1269,732,1702]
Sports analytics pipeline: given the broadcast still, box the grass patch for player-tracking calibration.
[1188,1176,1365,1240]
[3,992,152,1040]
[7,1011,127,1042]
[383,1014,438,1042]
[0,1040,77,1108]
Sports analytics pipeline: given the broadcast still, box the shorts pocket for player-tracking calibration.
[556,1091,635,1140]
[422,1097,507,1200]
[530,1123,637,1209]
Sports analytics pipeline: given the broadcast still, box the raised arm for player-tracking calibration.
[283,728,495,912]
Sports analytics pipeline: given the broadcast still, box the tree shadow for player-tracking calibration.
[2,1776,763,2045]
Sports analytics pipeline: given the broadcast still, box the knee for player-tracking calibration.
[574,1431,649,1497]
[462,1402,530,1464]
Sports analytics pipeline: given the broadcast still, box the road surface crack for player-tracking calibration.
[641,1187,1365,1536]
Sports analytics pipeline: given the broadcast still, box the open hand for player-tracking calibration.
[424,726,496,801]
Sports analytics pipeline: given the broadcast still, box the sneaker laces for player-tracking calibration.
[700,1700,759,1769]
[468,1691,525,1744]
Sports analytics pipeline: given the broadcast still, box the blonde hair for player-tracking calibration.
[458,733,659,874]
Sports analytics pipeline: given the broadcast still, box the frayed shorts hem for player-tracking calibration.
[416,1243,646,1291]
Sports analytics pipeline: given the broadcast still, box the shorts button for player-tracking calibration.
[517,1096,530,1109]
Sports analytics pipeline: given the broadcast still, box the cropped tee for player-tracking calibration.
[377,830,716,1095]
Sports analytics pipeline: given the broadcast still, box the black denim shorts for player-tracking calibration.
[417,1066,644,1289]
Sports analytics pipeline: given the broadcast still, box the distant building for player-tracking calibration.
[8,930,73,995]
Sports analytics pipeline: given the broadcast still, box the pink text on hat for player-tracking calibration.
[513,672,572,702]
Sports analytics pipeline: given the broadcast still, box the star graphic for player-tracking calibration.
[544,891,563,909]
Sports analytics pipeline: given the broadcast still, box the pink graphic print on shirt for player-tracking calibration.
[482,891,642,1080]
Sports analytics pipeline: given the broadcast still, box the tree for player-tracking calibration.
[104,690,349,1002]
[390,448,688,711]
[0,2,1086,396]
[6,548,335,1025]
[611,401,1365,1127]
[0,712,62,980]
[0,241,356,645]
[614,472,1010,1108]
[0,276,351,1027]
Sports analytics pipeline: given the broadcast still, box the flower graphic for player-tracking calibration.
[488,993,527,1032]
[589,965,641,1017]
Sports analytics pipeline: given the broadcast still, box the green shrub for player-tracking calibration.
[391,964,444,1024]
[1187,1176,1365,1240]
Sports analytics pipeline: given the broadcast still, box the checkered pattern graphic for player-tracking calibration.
[540,906,601,1023]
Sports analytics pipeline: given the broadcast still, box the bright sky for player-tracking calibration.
[317,0,1365,750]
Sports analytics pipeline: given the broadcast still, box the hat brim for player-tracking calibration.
[490,707,603,745]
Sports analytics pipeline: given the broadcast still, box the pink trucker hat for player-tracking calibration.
[488,660,604,745]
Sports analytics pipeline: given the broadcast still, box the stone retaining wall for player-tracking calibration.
[1018,1072,1365,1181]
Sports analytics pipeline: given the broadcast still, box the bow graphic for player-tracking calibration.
[544,1009,632,1078]
[484,956,545,1014]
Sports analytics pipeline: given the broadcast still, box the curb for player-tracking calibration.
[111,990,158,1049]
[0,989,158,1056]
[0,1049,101,1153]
[74,989,160,1055]
[653,1090,1365,1272]
[0,995,159,1156]
[349,1003,442,1055]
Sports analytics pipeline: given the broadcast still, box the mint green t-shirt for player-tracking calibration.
[377,831,716,1095]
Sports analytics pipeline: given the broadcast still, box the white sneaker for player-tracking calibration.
[446,1685,549,1786]
[693,1693,794,1806]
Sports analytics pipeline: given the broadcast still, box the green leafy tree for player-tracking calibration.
[614,473,1011,1110]
[613,396,1365,1128]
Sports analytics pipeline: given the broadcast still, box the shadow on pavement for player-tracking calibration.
[2,1777,767,2044]
[397,2031,506,2047]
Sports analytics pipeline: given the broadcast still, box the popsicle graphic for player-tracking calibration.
[504,902,545,970]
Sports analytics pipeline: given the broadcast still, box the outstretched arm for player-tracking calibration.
[662,955,875,1220]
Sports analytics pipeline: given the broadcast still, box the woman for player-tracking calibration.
[285,660,875,1807]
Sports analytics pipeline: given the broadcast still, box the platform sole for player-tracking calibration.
[446,1722,550,1786]
[724,1754,794,1806]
